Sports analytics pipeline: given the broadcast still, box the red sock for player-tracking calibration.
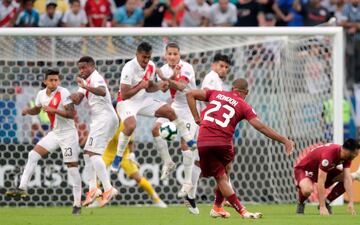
[326,182,345,203]
[214,188,224,207]
[226,193,245,215]
[298,189,308,204]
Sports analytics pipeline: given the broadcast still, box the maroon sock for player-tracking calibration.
[298,189,308,204]
[326,182,345,203]
[214,188,224,207]
[226,193,245,215]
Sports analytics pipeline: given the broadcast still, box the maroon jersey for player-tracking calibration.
[197,90,257,146]
[294,144,351,182]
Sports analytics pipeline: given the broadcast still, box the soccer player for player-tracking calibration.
[5,70,82,215]
[70,56,119,207]
[185,53,231,213]
[151,42,198,201]
[186,78,294,219]
[100,122,167,208]
[110,42,197,182]
[294,139,359,215]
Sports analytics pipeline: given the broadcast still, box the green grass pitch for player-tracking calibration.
[0,204,358,225]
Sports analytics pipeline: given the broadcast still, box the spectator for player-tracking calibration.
[113,0,144,27]
[179,0,210,27]
[61,0,87,27]
[257,0,276,26]
[39,0,62,27]
[85,0,112,27]
[0,0,19,27]
[208,0,237,26]
[15,0,39,27]
[163,0,184,26]
[235,0,261,26]
[143,0,169,27]
[293,0,331,26]
[341,0,360,86]
[332,0,346,24]
[272,0,301,26]
[34,0,68,15]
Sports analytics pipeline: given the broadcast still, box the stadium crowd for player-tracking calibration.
[0,0,358,87]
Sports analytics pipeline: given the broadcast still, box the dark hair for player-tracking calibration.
[343,138,360,152]
[78,56,95,65]
[69,0,80,5]
[213,53,231,65]
[166,42,180,51]
[137,42,152,53]
[42,69,59,88]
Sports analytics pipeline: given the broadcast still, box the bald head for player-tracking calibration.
[232,78,248,91]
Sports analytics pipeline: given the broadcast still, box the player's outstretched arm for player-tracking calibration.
[43,103,76,119]
[21,106,41,116]
[248,117,294,154]
[317,169,329,215]
[186,89,207,125]
[344,168,356,215]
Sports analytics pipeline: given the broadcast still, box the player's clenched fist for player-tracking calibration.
[76,77,87,89]
[284,139,294,155]
[159,81,169,92]
[21,108,29,116]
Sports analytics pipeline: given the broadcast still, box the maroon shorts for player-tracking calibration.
[294,168,343,188]
[198,144,234,178]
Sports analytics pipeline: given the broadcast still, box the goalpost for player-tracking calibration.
[0,27,344,206]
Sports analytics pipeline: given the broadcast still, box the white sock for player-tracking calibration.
[116,132,130,157]
[67,167,82,207]
[172,118,192,143]
[182,150,193,184]
[19,150,41,190]
[83,154,97,190]
[154,136,172,163]
[90,155,112,191]
[188,149,201,199]
[188,164,201,199]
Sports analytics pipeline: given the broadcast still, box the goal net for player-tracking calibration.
[0,28,343,206]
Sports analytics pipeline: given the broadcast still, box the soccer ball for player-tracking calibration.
[159,122,177,141]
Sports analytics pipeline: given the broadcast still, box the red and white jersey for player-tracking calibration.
[78,70,116,117]
[85,0,111,27]
[198,89,257,146]
[119,57,156,101]
[160,59,196,108]
[201,70,226,91]
[35,86,75,133]
[0,1,18,27]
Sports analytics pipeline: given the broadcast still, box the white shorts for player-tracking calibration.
[117,97,166,121]
[84,113,119,155]
[37,130,80,163]
[156,105,198,139]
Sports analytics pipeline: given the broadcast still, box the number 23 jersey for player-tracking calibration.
[198,89,257,145]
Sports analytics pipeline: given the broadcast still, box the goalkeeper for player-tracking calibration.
[90,122,167,208]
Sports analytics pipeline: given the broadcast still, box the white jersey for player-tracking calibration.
[160,60,196,108]
[119,57,156,101]
[78,69,116,118]
[201,70,226,91]
[35,86,75,134]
